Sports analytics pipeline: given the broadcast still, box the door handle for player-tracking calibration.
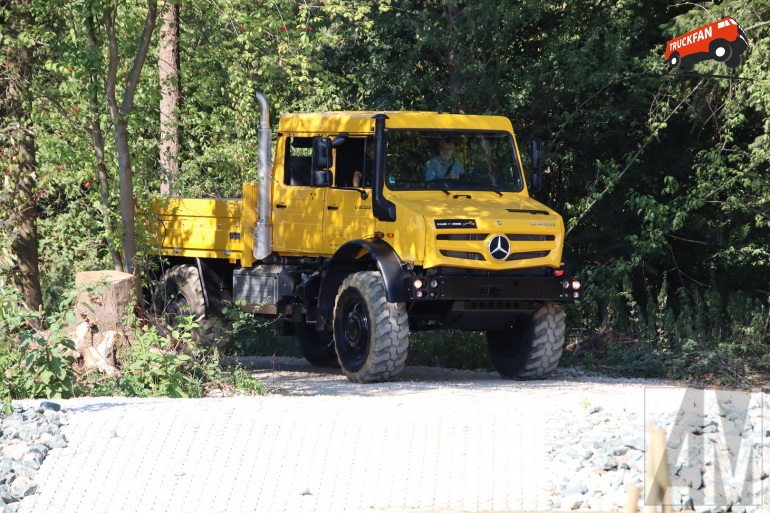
[327,205,339,211]
[276,204,287,209]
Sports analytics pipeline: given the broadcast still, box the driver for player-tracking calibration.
[424,138,464,180]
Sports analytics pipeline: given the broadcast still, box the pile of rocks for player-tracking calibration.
[546,405,647,511]
[0,402,69,513]
[545,393,770,512]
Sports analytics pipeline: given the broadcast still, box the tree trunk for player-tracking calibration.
[103,0,159,279]
[159,0,180,196]
[1,2,43,314]
[115,119,138,276]
[10,142,42,314]
[86,14,123,272]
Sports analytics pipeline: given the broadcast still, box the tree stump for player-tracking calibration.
[74,270,136,330]
[71,270,136,375]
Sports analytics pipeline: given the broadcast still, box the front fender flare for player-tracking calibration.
[316,239,411,330]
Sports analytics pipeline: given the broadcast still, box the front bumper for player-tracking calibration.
[408,273,581,303]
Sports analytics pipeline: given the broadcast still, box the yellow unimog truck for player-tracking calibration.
[151,92,581,383]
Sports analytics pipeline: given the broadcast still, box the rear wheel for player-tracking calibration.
[725,53,742,68]
[486,303,565,380]
[295,322,337,367]
[159,265,224,350]
[333,271,409,383]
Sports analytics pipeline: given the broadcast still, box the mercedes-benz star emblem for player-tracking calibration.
[488,234,511,261]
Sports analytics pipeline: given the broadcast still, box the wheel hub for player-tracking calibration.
[345,304,369,349]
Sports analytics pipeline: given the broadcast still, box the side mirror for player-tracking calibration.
[311,170,332,187]
[312,136,332,170]
[331,133,349,148]
[530,139,543,193]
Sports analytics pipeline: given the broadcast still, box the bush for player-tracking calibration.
[566,264,770,387]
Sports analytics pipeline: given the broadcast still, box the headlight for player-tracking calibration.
[414,278,424,289]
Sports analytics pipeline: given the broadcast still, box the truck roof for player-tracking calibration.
[276,111,514,135]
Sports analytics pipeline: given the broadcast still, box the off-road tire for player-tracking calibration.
[160,265,224,350]
[295,322,338,367]
[333,271,409,383]
[486,303,565,380]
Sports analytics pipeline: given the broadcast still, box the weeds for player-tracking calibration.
[20,327,78,399]
[566,267,770,387]
[0,277,268,400]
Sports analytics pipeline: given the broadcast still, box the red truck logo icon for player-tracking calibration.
[665,17,749,71]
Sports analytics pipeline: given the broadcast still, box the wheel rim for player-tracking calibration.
[715,46,726,58]
[336,291,371,371]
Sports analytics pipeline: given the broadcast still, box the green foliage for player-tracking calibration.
[407,330,492,371]
[0,280,79,399]
[19,327,78,399]
[229,364,267,395]
[227,322,303,359]
[120,322,196,398]
[78,315,269,398]
[0,346,24,407]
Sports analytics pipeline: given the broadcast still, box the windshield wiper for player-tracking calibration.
[491,189,503,197]
[438,187,450,196]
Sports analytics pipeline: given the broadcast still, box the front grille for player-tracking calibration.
[507,251,550,261]
[436,233,489,241]
[440,250,485,261]
[506,234,555,242]
[436,232,554,263]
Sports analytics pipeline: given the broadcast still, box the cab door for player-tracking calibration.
[324,138,376,253]
[273,184,327,255]
[272,136,327,256]
[324,188,374,254]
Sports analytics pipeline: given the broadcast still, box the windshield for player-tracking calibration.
[384,130,524,192]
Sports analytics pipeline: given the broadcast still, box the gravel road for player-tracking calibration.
[5,358,769,513]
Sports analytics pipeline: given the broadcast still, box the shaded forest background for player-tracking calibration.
[2,0,769,386]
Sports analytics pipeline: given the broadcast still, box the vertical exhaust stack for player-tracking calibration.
[254,92,273,262]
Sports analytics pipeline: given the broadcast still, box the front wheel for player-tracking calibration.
[725,54,743,68]
[486,303,565,380]
[333,271,409,383]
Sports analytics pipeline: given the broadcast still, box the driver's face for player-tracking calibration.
[439,141,455,161]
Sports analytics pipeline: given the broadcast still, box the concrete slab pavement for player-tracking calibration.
[15,360,660,513]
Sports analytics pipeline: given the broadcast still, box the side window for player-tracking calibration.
[333,137,369,187]
[284,137,313,186]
